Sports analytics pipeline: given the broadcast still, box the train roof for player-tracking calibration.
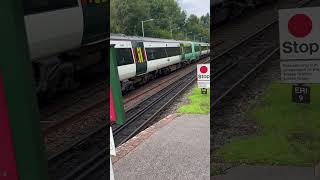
[211,0,225,6]
[110,33,209,45]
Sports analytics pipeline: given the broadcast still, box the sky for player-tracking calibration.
[177,0,210,17]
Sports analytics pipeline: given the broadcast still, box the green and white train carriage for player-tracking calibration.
[145,41,182,73]
[110,34,210,91]
[199,42,210,58]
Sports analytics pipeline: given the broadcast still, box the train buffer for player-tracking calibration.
[111,113,210,180]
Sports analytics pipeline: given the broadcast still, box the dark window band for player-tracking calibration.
[116,48,134,66]
[146,48,168,60]
[23,0,78,15]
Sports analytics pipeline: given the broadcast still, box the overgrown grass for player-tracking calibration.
[216,82,320,166]
[177,87,210,114]
[211,166,225,176]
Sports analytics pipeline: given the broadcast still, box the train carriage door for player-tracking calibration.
[132,42,147,75]
[81,0,108,44]
[199,44,202,57]
[191,42,196,60]
[180,43,185,61]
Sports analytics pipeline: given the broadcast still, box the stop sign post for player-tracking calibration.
[197,64,210,94]
[279,7,320,104]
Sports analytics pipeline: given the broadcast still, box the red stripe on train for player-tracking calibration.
[131,48,137,63]
[110,87,116,123]
[0,72,19,180]
[81,0,87,6]
[143,48,148,61]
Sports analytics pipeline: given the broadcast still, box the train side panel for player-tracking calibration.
[183,43,194,62]
[145,45,169,72]
[80,0,108,45]
[111,40,136,81]
[111,34,209,92]
[24,7,83,61]
[144,42,180,73]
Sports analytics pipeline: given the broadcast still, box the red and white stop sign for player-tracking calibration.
[197,64,210,88]
[279,7,320,59]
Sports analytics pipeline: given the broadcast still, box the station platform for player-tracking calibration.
[112,113,210,180]
[213,165,317,180]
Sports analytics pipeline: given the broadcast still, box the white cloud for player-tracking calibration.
[177,0,210,17]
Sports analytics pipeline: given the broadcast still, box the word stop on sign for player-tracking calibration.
[197,64,210,88]
[279,7,320,59]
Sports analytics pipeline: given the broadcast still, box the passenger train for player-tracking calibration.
[110,34,210,92]
[212,0,277,25]
[23,0,107,96]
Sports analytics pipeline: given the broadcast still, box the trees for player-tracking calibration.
[110,0,210,42]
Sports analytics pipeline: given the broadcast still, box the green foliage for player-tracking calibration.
[178,87,210,114]
[216,82,320,166]
[110,0,210,42]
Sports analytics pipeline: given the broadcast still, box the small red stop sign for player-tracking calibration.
[200,66,208,73]
[288,14,312,38]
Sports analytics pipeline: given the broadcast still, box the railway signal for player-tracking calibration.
[110,46,125,125]
[1,0,49,179]
[110,45,125,180]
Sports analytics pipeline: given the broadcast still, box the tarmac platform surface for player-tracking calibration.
[112,113,210,180]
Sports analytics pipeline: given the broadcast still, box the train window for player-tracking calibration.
[195,45,200,52]
[146,48,156,60]
[146,48,168,60]
[116,48,134,66]
[159,48,168,59]
[185,46,192,54]
[23,0,77,15]
[166,47,180,57]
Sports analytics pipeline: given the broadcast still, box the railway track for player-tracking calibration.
[42,60,206,136]
[113,62,203,146]
[47,56,210,179]
[40,77,106,132]
[212,0,314,58]
[123,62,200,108]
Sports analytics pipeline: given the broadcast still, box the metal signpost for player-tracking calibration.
[279,7,320,104]
[197,64,210,94]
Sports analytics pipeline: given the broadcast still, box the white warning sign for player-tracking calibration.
[197,64,210,88]
[280,60,320,83]
[279,7,320,59]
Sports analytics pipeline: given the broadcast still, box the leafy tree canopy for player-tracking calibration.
[110,0,210,42]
